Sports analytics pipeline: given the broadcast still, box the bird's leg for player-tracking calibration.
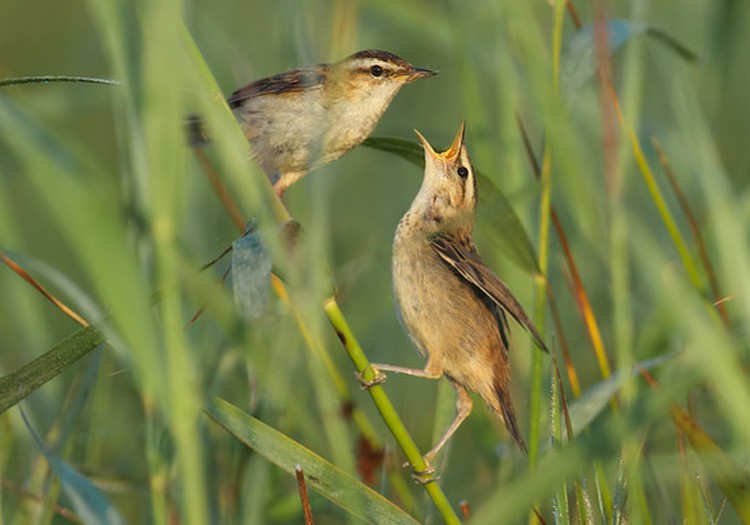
[355,360,450,484]
[423,382,473,465]
[356,361,442,389]
[273,171,306,199]
[406,381,473,485]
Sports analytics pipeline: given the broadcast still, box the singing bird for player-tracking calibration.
[365,123,547,474]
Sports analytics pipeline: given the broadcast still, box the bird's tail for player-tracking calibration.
[489,380,527,454]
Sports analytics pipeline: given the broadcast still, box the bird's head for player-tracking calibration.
[410,122,477,234]
[331,49,435,106]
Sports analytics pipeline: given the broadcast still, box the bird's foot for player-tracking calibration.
[406,457,439,485]
[355,366,387,390]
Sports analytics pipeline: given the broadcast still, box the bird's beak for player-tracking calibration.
[415,128,438,161]
[415,122,466,166]
[405,66,437,82]
[443,122,466,161]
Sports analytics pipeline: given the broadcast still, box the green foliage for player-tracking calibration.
[207,397,421,524]
[2,0,750,523]
[0,326,103,414]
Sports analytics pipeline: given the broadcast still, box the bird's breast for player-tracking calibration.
[392,234,504,373]
[233,88,327,174]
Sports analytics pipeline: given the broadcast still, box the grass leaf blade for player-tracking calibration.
[206,397,421,525]
[0,327,104,414]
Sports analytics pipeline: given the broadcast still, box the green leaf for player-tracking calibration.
[206,397,420,525]
[363,136,540,273]
[670,405,750,523]
[567,352,676,436]
[0,326,104,414]
[0,92,160,394]
[49,455,128,525]
[362,136,423,166]
[0,75,119,88]
[561,19,698,95]
[21,407,128,525]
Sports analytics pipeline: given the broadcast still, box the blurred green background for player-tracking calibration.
[2,0,750,523]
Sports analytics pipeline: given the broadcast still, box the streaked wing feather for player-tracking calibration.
[227,66,327,108]
[430,234,548,353]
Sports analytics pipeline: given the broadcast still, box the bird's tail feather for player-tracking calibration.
[492,382,527,454]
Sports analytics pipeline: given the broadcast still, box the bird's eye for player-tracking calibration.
[457,166,469,178]
[370,65,384,77]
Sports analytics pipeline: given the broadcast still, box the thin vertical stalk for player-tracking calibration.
[529,0,565,469]
[652,137,729,325]
[324,298,462,525]
[529,148,552,467]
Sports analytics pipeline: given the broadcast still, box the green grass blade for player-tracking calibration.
[567,353,676,436]
[550,365,570,525]
[0,327,104,414]
[323,298,462,524]
[47,455,128,525]
[206,397,420,525]
[561,19,697,95]
[677,432,709,525]
[0,87,160,390]
[644,27,699,62]
[0,75,119,88]
[20,407,127,525]
[670,405,750,523]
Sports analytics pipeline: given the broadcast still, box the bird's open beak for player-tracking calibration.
[414,129,438,161]
[414,122,466,164]
[443,122,466,161]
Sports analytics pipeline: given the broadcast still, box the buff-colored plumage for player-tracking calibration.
[193,50,435,196]
[377,123,547,468]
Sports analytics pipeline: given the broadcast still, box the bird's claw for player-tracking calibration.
[355,368,387,390]
[406,459,439,485]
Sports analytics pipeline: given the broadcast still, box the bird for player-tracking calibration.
[190,50,436,197]
[365,122,547,475]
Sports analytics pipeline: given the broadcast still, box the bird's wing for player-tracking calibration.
[227,66,327,108]
[430,233,548,353]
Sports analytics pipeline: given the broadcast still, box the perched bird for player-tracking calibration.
[191,50,435,197]
[367,123,547,472]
